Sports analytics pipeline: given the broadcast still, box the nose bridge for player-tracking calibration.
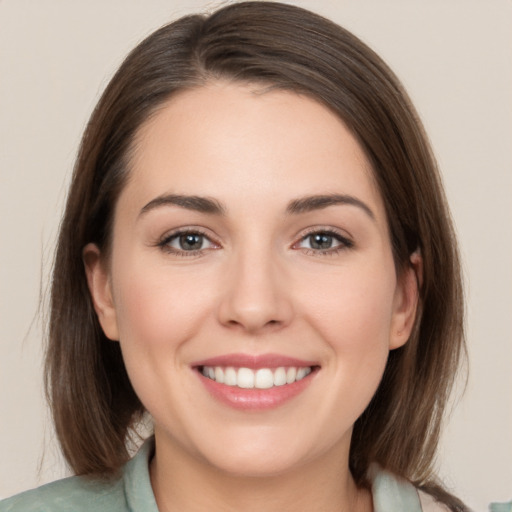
[218,237,293,332]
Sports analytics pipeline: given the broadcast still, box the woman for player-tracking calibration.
[0,2,467,511]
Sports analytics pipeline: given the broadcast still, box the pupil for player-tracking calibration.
[311,233,332,250]
[180,233,202,250]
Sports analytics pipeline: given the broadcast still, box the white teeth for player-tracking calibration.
[255,369,274,389]
[224,367,237,386]
[201,365,313,388]
[237,368,255,389]
[296,367,308,380]
[286,367,297,384]
[273,367,287,386]
[214,367,224,384]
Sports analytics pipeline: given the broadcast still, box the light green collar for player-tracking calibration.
[368,463,423,512]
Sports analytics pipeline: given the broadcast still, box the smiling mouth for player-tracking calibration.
[199,366,316,389]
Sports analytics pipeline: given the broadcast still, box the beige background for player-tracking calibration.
[1,0,511,509]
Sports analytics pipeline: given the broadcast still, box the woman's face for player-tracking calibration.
[86,82,418,477]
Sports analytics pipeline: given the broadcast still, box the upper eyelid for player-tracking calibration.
[164,230,211,244]
[155,225,353,249]
[159,226,216,243]
[292,227,354,251]
[293,226,353,242]
[157,228,220,256]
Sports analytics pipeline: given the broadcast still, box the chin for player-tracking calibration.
[190,424,342,479]
[205,450,309,479]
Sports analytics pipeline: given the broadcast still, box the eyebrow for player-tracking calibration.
[140,194,226,217]
[139,193,375,220]
[286,194,375,220]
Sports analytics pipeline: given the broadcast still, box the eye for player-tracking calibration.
[159,230,217,255]
[295,230,353,253]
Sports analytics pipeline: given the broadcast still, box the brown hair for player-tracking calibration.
[46,2,466,509]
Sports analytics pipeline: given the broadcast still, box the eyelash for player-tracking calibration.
[292,228,354,256]
[157,228,218,257]
[156,227,354,257]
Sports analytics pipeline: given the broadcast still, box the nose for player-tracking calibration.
[217,248,294,334]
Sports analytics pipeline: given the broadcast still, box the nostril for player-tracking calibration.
[226,318,281,329]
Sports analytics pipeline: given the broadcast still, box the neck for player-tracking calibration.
[149,433,372,512]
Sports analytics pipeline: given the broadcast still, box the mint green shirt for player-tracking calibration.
[0,438,426,511]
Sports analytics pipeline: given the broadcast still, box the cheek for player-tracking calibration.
[110,260,216,423]
[109,258,221,416]
[298,261,396,403]
[300,263,397,352]
[113,260,215,348]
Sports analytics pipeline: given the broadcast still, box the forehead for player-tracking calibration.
[122,81,385,220]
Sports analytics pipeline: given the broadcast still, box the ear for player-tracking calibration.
[389,250,422,350]
[83,243,119,341]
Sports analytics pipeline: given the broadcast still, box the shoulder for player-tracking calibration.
[0,475,126,512]
[0,437,157,512]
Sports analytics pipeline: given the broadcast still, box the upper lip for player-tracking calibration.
[192,353,319,369]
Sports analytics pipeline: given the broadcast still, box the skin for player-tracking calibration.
[84,82,420,512]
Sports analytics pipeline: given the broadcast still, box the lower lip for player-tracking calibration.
[196,370,316,411]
